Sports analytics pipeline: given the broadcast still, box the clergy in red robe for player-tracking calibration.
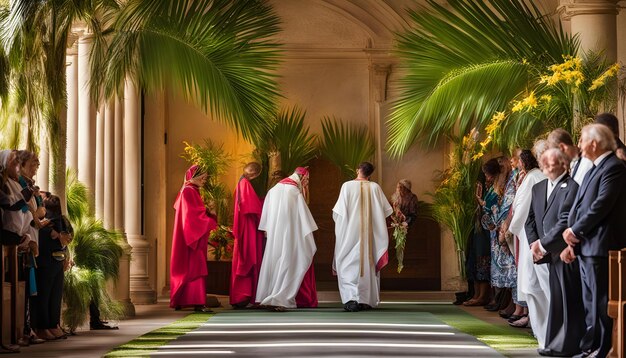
[230,162,264,308]
[170,165,217,310]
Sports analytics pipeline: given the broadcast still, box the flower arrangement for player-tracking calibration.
[208,225,234,261]
[390,207,408,273]
[430,129,483,279]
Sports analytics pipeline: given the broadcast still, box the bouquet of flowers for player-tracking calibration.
[208,225,234,261]
[390,207,408,273]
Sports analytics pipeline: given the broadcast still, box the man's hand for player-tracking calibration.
[562,228,580,246]
[530,241,544,262]
[560,245,577,263]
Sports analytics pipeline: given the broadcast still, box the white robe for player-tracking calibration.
[256,179,317,308]
[509,168,550,348]
[332,180,392,307]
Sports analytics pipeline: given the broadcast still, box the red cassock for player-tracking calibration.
[170,167,217,308]
[230,177,264,306]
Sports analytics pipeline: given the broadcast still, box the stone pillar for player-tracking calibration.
[124,79,156,304]
[114,95,124,230]
[77,34,96,205]
[95,106,105,219]
[66,42,79,171]
[104,98,115,230]
[113,94,135,316]
[559,0,620,61]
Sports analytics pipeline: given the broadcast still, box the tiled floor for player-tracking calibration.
[16,292,541,357]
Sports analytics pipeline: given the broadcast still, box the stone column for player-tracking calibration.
[114,95,124,230]
[113,94,135,316]
[66,42,79,171]
[77,34,96,205]
[95,106,105,219]
[559,0,620,61]
[124,79,156,304]
[104,98,115,229]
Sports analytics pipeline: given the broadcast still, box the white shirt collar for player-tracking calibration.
[549,171,567,186]
[593,151,612,166]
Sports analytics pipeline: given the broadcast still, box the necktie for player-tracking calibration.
[571,158,581,177]
[574,163,596,206]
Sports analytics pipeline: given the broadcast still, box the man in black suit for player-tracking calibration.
[561,123,626,358]
[526,148,584,357]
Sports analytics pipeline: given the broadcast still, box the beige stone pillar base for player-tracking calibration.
[128,235,157,304]
[114,239,135,316]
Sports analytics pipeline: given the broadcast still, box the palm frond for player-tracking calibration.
[66,168,91,222]
[319,117,375,180]
[92,0,282,140]
[70,217,124,281]
[63,267,102,331]
[254,106,318,175]
[387,0,578,156]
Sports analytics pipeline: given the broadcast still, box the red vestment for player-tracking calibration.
[170,166,217,308]
[230,176,264,305]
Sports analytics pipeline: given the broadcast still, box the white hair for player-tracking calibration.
[582,124,617,151]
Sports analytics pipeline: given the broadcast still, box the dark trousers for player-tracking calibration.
[31,262,64,329]
[578,256,612,357]
[544,256,585,355]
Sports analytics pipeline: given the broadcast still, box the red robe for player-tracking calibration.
[230,177,264,305]
[170,180,217,308]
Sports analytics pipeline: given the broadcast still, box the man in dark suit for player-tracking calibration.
[526,148,584,357]
[561,123,626,358]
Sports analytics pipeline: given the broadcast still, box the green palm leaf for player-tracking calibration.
[70,217,124,281]
[387,0,578,156]
[254,107,318,175]
[66,168,91,222]
[92,0,282,140]
[319,117,375,180]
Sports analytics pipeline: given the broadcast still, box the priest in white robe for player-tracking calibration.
[256,167,318,311]
[332,162,392,312]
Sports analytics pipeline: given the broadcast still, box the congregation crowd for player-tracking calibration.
[0,149,114,354]
[461,113,626,357]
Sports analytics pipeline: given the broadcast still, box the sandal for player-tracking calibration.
[0,344,19,354]
[463,299,487,306]
[509,315,529,328]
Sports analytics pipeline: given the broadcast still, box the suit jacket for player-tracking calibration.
[568,152,626,256]
[526,175,579,254]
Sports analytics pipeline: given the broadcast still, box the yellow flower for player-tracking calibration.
[543,56,585,87]
[589,63,621,91]
[540,94,552,102]
[511,92,538,112]
[471,152,484,161]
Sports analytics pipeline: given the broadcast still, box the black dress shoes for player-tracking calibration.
[344,300,359,312]
[538,348,576,357]
[90,321,119,330]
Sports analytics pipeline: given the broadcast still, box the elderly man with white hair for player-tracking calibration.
[526,148,584,357]
[561,124,626,358]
